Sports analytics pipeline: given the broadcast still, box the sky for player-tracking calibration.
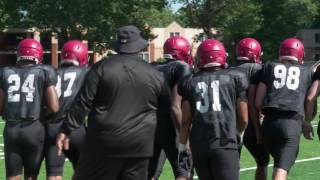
[171,2,183,12]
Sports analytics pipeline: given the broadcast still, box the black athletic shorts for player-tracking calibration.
[4,120,45,177]
[73,155,149,180]
[64,125,86,169]
[45,121,66,176]
[45,121,86,176]
[243,121,270,166]
[262,117,301,171]
[192,148,239,180]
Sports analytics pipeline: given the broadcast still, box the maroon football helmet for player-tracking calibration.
[163,36,192,64]
[61,40,88,67]
[279,38,304,64]
[196,39,227,68]
[236,38,262,64]
[17,38,43,64]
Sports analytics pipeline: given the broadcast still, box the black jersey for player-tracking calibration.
[178,68,249,149]
[233,62,262,85]
[54,66,88,122]
[0,64,57,121]
[156,60,192,90]
[260,62,312,116]
[155,60,192,116]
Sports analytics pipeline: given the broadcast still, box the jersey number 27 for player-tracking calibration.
[56,72,77,98]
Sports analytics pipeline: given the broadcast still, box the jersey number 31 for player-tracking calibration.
[196,81,221,113]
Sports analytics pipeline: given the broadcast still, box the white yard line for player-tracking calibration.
[193,156,320,179]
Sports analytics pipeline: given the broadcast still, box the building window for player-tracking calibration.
[315,54,320,61]
[170,32,180,37]
[139,51,149,62]
[315,33,320,43]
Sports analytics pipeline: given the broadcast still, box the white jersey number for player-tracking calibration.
[196,81,221,113]
[56,72,77,98]
[8,74,35,102]
[273,65,300,90]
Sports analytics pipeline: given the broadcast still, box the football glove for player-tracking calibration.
[178,143,192,172]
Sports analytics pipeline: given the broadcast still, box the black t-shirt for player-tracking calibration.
[0,64,57,121]
[260,62,312,117]
[53,66,89,122]
[178,68,249,150]
[62,54,168,157]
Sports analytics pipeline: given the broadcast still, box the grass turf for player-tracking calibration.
[0,118,320,179]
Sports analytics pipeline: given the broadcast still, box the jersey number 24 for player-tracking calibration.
[8,74,35,102]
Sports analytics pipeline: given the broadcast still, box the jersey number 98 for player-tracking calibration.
[273,65,300,90]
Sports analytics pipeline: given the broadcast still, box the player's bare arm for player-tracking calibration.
[255,82,267,112]
[171,84,183,130]
[237,98,248,134]
[179,100,192,146]
[303,80,319,140]
[248,84,263,143]
[46,85,59,113]
[0,88,4,115]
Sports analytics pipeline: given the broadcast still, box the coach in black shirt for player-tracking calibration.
[57,25,168,180]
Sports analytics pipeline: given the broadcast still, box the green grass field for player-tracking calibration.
[1,116,320,179]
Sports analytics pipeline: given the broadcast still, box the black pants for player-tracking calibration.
[262,118,301,171]
[149,150,166,179]
[73,155,149,180]
[148,134,188,178]
[4,120,45,177]
[44,121,86,176]
[243,121,270,166]
[193,148,239,180]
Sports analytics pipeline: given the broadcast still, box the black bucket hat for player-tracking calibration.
[113,25,148,54]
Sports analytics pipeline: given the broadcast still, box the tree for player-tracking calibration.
[1,0,168,50]
[256,0,319,60]
[176,0,263,63]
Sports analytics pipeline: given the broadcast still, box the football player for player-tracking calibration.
[148,36,192,180]
[255,38,317,180]
[178,39,249,180]
[234,38,270,180]
[45,40,89,180]
[0,38,59,180]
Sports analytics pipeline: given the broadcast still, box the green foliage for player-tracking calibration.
[144,8,176,27]
[176,0,319,63]
[257,0,319,60]
[0,0,168,50]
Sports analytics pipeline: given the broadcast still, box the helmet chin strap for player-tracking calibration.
[17,56,39,64]
[279,56,299,62]
[203,62,222,68]
[60,59,80,66]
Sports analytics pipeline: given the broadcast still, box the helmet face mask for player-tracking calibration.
[61,40,88,67]
[163,36,193,65]
[17,38,43,64]
[279,38,305,64]
[196,39,227,69]
[236,38,262,64]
